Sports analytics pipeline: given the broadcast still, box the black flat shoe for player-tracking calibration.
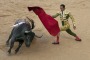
[52,42,59,44]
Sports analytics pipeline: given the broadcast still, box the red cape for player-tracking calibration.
[28,6,60,36]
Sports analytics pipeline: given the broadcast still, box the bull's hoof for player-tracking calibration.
[8,50,11,54]
[15,51,18,54]
[15,49,19,54]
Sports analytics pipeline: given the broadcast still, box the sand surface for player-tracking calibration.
[0,0,90,60]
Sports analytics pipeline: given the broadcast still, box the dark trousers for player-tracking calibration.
[62,21,76,37]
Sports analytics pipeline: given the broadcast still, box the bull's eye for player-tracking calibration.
[24,32,29,35]
[24,33,27,35]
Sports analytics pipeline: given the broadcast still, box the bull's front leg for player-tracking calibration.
[15,40,24,54]
[30,32,35,42]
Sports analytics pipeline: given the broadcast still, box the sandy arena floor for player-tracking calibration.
[0,0,90,60]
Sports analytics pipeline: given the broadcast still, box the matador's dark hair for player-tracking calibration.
[60,4,65,8]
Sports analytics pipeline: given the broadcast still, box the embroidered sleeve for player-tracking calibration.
[69,12,76,26]
[52,12,60,18]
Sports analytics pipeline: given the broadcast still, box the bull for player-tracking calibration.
[6,17,42,54]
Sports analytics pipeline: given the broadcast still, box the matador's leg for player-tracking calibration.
[52,24,69,44]
[66,29,81,41]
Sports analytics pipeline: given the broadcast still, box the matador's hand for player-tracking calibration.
[73,25,76,30]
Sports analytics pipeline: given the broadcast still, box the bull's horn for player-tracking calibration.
[26,17,32,21]
[35,35,43,38]
[26,17,35,29]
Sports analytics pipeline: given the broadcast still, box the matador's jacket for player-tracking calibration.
[52,9,75,31]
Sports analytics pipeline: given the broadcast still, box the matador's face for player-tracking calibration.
[60,6,65,11]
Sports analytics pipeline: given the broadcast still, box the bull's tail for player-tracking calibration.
[26,17,35,29]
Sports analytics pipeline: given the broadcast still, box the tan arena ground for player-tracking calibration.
[0,0,90,60]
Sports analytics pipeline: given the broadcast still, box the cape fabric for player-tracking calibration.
[28,6,60,36]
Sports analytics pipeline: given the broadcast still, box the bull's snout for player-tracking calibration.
[26,44,30,47]
[25,42,31,47]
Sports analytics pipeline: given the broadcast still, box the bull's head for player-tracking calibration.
[24,31,35,47]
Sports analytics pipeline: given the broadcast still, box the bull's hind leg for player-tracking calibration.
[6,29,14,46]
[6,34,12,46]
[8,38,15,54]
[15,40,24,54]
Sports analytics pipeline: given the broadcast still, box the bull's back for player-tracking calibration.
[12,22,31,39]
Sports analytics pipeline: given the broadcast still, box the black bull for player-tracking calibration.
[6,18,42,54]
